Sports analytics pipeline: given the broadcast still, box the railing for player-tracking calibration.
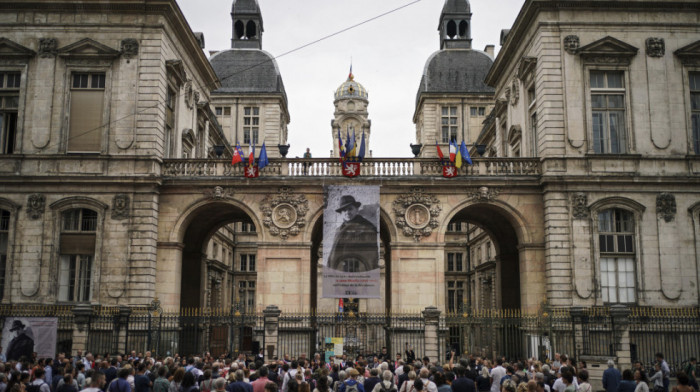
[162,158,542,178]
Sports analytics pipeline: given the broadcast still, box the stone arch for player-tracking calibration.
[439,198,534,245]
[169,197,263,245]
[246,20,257,39]
[446,20,457,39]
[308,205,396,311]
[234,20,245,40]
[458,20,468,38]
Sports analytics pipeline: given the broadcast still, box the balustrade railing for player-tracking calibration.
[162,158,541,178]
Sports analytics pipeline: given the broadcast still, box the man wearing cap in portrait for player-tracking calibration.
[5,319,34,361]
[329,195,379,272]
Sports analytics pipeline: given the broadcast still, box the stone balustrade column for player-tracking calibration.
[263,305,282,361]
[610,305,632,370]
[422,306,441,363]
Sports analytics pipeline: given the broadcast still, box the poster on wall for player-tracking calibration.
[322,185,380,298]
[1,317,57,361]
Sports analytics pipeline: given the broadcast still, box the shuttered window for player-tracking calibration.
[68,73,105,153]
[58,208,97,302]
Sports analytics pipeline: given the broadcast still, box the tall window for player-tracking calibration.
[243,107,259,144]
[68,73,105,153]
[590,71,626,154]
[447,280,464,312]
[0,72,19,154]
[165,87,175,158]
[528,87,538,157]
[0,210,9,300]
[182,132,195,158]
[441,106,458,143]
[447,252,463,272]
[690,72,700,154]
[238,280,256,310]
[240,254,256,272]
[598,208,636,303]
[59,209,97,302]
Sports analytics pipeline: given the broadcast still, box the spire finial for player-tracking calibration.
[348,58,354,81]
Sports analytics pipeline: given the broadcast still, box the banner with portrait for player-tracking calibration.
[1,317,57,361]
[322,185,380,298]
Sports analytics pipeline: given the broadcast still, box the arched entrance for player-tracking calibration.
[309,214,392,311]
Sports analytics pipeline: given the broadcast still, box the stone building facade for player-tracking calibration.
[0,0,698,330]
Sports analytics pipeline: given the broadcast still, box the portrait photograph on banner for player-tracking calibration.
[1,317,57,361]
[322,185,380,298]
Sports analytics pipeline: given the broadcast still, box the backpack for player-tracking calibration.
[27,382,47,392]
[345,382,359,392]
[380,381,396,392]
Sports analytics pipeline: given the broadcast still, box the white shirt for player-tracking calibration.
[420,378,438,392]
[490,366,506,392]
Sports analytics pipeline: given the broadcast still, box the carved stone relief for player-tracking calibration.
[184,81,194,109]
[393,188,441,242]
[204,186,234,200]
[645,37,665,58]
[38,38,57,58]
[571,192,589,219]
[260,187,309,240]
[111,194,130,220]
[120,38,139,59]
[563,35,580,54]
[27,194,45,220]
[656,193,676,222]
[470,186,500,202]
[510,79,519,106]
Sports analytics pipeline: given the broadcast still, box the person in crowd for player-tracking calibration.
[134,364,151,392]
[576,371,590,392]
[655,354,670,392]
[80,372,105,392]
[57,374,78,392]
[491,360,507,392]
[152,367,169,392]
[475,368,490,392]
[561,374,574,392]
[180,372,198,392]
[213,379,226,392]
[671,372,695,392]
[453,366,476,392]
[371,371,396,392]
[618,370,636,392]
[433,373,450,392]
[169,368,186,392]
[650,364,664,392]
[339,369,365,392]
[108,368,131,392]
[226,370,251,392]
[365,370,381,392]
[28,368,50,392]
[603,361,621,392]
[683,359,698,391]
[633,370,648,392]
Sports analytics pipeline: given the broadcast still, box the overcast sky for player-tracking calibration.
[177,0,524,158]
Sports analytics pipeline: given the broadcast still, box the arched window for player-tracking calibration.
[234,20,245,40]
[0,209,9,300]
[597,208,636,303]
[446,20,457,39]
[246,21,257,39]
[58,208,97,302]
[458,21,468,38]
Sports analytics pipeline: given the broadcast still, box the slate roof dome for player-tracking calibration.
[334,72,368,101]
[416,49,494,103]
[231,0,261,14]
[210,48,287,101]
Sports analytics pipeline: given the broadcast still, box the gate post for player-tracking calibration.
[263,305,282,361]
[610,305,632,370]
[72,304,93,355]
[422,306,441,363]
[570,307,586,360]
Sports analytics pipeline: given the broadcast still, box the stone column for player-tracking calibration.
[116,306,132,354]
[422,306,441,363]
[72,304,93,355]
[570,307,586,360]
[610,305,632,369]
[263,305,282,361]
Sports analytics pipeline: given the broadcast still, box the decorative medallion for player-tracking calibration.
[563,35,580,55]
[656,193,676,222]
[193,91,201,105]
[120,38,139,59]
[27,194,45,220]
[111,194,130,220]
[646,37,665,58]
[259,187,309,240]
[393,187,441,242]
[471,186,500,202]
[38,38,57,58]
[510,78,519,106]
[184,81,194,109]
[204,186,234,200]
[571,192,589,219]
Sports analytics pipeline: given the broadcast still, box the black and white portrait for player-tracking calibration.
[1,317,56,361]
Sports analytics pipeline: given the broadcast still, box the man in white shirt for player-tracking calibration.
[80,373,105,392]
[490,359,507,392]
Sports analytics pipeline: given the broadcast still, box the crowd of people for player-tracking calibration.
[0,349,697,392]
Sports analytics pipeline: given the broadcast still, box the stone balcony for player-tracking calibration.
[162,157,542,178]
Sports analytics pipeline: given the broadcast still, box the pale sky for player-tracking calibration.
[177,0,524,158]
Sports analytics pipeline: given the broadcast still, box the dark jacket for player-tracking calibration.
[452,377,476,392]
[616,380,636,392]
[364,378,381,392]
[227,381,253,392]
[603,368,621,392]
[5,333,34,361]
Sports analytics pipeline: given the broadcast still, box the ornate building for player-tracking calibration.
[331,70,371,157]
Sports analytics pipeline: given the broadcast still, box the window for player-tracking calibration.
[215,107,223,116]
[243,106,259,144]
[237,280,256,310]
[690,72,700,154]
[447,222,462,232]
[470,107,477,116]
[470,107,485,117]
[240,222,256,233]
[486,241,492,261]
[528,87,537,157]
[182,132,195,158]
[441,106,458,143]
[447,252,463,272]
[68,73,106,153]
[447,280,464,312]
[0,210,9,300]
[0,72,20,154]
[598,208,636,303]
[240,254,256,272]
[590,71,626,154]
[212,243,218,260]
[479,107,485,116]
[59,209,97,302]
[224,107,231,116]
[165,87,176,158]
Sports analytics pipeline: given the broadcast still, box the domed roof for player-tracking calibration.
[441,0,470,16]
[416,49,494,103]
[231,0,261,14]
[334,72,368,101]
[210,48,287,101]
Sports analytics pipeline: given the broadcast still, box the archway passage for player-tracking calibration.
[310,214,392,311]
[179,201,256,309]
[447,203,521,311]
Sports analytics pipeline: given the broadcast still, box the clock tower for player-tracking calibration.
[331,69,371,157]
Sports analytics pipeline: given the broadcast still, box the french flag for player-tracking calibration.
[338,298,344,313]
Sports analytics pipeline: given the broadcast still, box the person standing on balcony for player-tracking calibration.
[303,148,312,174]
